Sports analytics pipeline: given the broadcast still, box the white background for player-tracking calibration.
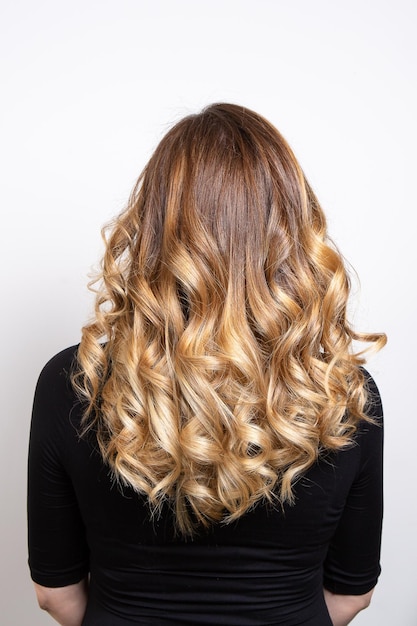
[1,1,416,624]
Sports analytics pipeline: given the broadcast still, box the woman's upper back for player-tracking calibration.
[28,344,383,625]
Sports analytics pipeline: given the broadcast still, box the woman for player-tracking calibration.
[28,103,386,626]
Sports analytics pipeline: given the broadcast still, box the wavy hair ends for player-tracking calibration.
[73,103,386,535]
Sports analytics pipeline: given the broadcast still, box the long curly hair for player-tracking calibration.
[73,103,386,535]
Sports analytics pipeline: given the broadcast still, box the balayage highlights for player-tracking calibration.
[73,103,386,535]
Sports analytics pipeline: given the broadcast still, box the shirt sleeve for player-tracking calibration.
[27,346,90,587]
[323,371,384,595]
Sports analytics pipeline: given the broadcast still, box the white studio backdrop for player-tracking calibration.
[1,1,415,624]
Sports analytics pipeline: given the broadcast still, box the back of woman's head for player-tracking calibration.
[74,103,386,535]
[133,103,324,305]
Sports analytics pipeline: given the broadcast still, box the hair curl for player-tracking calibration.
[73,103,386,535]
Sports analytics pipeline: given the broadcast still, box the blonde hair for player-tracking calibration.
[73,103,386,535]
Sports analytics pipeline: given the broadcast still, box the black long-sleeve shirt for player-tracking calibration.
[28,345,383,625]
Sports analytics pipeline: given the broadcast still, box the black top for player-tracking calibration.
[27,346,383,626]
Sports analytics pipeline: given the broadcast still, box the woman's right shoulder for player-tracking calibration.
[360,367,384,423]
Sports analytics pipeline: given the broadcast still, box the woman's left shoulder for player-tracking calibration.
[37,344,80,382]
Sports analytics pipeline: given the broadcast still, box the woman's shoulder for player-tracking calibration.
[352,368,384,469]
[34,345,80,410]
[360,367,384,423]
[38,344,79,381]
[30,346,84,452]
